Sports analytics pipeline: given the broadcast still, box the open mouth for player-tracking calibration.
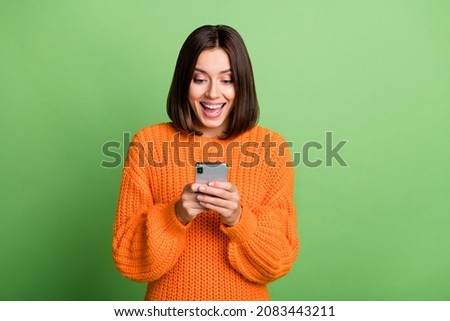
[200,102,225,118]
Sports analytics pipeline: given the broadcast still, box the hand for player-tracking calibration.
[196,181,242,226]
[175,183,205,225]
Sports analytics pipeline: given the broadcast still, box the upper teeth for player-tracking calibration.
[203,103,223,109]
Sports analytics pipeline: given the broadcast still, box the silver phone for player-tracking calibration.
[195,162,228,184]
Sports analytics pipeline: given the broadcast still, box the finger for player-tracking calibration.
[198,201,230,215]
[188,201,206,210]
[197,194,232,208]
[198,185,230,199]
[185,183,205,193]
[207,181,235,192]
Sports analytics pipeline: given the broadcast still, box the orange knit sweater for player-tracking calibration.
[113,123,299,300]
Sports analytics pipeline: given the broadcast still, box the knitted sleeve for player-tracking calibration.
[112,131,189,282]
[220,135,300,284]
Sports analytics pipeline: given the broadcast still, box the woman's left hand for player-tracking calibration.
[196,181,242,226]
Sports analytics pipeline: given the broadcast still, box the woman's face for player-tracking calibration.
[188,48,235,137]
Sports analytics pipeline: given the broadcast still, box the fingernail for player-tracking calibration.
[199,186,205,192]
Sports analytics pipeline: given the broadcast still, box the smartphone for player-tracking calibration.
[195,162,228,184]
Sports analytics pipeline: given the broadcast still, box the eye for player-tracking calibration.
[193,78,207,84]
[222,79,234,84]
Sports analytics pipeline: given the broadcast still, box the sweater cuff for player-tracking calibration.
[162,200,191,234]
[220,206,258,243]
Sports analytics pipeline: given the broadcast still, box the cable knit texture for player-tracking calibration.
[113,122,299,300]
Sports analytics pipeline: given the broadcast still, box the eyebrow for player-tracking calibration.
[194,68,232,74]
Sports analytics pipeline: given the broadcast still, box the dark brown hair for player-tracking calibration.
[167,25,259,139]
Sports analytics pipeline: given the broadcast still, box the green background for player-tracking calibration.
[1,0,449,300]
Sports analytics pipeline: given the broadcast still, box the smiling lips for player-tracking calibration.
[200,102,225,118]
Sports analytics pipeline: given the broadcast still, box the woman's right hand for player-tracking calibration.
[175,183,205,225]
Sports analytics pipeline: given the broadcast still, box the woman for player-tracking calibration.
[113,25,299,300]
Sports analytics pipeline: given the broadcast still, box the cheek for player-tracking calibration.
[223,87,236,101]
[188,85,205,102]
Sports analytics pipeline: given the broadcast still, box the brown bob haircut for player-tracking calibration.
[167,25,259,139]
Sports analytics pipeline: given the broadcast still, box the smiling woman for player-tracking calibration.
[189,48,235,137]
[167,25,259,139]
[112,25,300,301]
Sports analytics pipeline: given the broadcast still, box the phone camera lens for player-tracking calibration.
[197,167,203,174]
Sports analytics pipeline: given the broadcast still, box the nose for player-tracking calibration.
[205,82,219,99]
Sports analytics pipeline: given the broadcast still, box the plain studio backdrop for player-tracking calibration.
[0,0,449,300]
